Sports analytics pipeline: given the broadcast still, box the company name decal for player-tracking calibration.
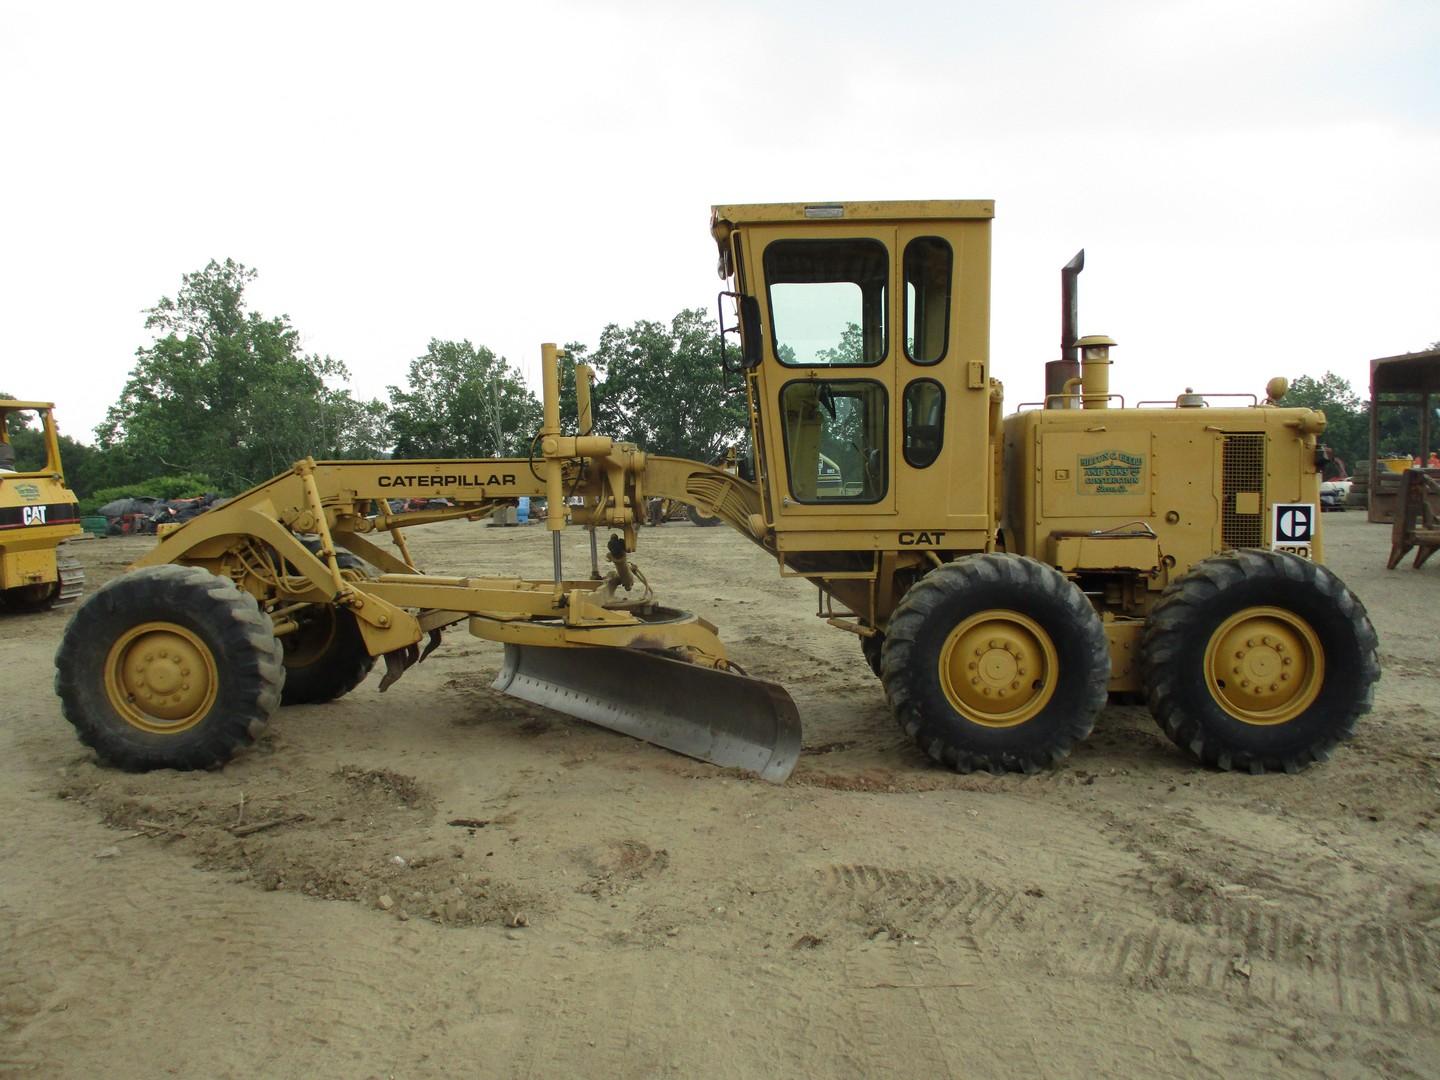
[1078,450,1144,495]
[378,473,518,489]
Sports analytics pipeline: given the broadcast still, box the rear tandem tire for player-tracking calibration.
[1140,550,1379,773]
[881,554,1110,774]
[685,504,722,527]
[53,564,284,771]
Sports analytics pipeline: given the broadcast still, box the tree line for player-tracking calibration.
[13,259,747,502]
[8,258,1431,502]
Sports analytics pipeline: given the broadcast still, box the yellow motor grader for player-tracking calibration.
[2,400,84,611]
[54,200,1378,780]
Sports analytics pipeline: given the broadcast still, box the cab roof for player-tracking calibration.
[711,199,994,227]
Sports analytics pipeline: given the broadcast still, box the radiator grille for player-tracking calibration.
[1221,432,1265,549]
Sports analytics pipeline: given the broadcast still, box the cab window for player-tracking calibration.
[0,408,51,473]
[764,239,887,366]
[903,379,944,468]
[779,380,888,503]
[904,237,952,364]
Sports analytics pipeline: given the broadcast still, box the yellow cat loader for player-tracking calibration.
[53,200,1378,780]
[1,401,84,611]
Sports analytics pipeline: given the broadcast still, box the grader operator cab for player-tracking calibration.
[2,400,84,612]
[54,200,1378,781]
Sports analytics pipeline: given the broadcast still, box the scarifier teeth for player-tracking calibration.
[378,643,421,692]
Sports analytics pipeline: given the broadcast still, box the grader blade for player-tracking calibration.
[492,644,801,782]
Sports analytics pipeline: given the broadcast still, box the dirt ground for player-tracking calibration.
[2,511,1438,1079]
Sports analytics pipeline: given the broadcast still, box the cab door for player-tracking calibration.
[743,225,899,530]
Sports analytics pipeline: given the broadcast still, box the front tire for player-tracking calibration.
[278,550,375,705]
[881,555,1110,774]
[280,605,375,705]
[54,565,284,771]
[1140,550,1379,773]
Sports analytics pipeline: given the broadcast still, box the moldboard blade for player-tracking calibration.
[492,644,801,782]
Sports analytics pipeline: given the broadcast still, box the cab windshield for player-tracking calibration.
[0,408,52,473]
[764,239,887,366]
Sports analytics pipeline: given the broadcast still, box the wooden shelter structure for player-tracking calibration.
[1368,347,1440,524]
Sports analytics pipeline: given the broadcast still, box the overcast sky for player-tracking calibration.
[2,0,1436,442]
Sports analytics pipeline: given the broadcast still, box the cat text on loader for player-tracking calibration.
[53,200,1378,782]
[1,400,84,612]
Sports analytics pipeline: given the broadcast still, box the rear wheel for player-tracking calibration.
[881,555,1110,773]
[1140,550,1378,773]
[53,564,283,770]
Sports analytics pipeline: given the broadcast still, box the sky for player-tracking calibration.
[2,0,1437,443]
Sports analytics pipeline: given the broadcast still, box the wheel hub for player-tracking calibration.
[105,623,218,733]
[1204,606,1323,725]
[938,610,1057,727]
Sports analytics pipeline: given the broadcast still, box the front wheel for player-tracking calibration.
[54,565,284,770]
[279,553,375,705]
[1140,550,1379,773]
[881,555,1110,774]
[280,605,375,705]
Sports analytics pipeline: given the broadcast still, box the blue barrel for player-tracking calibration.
[516,497,530,524]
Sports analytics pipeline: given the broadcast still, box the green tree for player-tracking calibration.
[589,309,747,462]
[97,260,388,489]
[1285,372,1369,470]
[387,339,541,457]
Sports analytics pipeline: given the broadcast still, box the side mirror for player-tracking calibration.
[739,295,762,370]
[718,291,765,373]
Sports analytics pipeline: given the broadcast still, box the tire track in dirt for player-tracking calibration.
[818,864,1026,936]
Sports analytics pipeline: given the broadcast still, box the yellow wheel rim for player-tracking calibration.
[104,622,219,735]
[284,607,338,668]
[938,610,1058,728]
[1203,606,1323,725]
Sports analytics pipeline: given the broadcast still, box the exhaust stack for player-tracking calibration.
[1046,250,1085,408]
